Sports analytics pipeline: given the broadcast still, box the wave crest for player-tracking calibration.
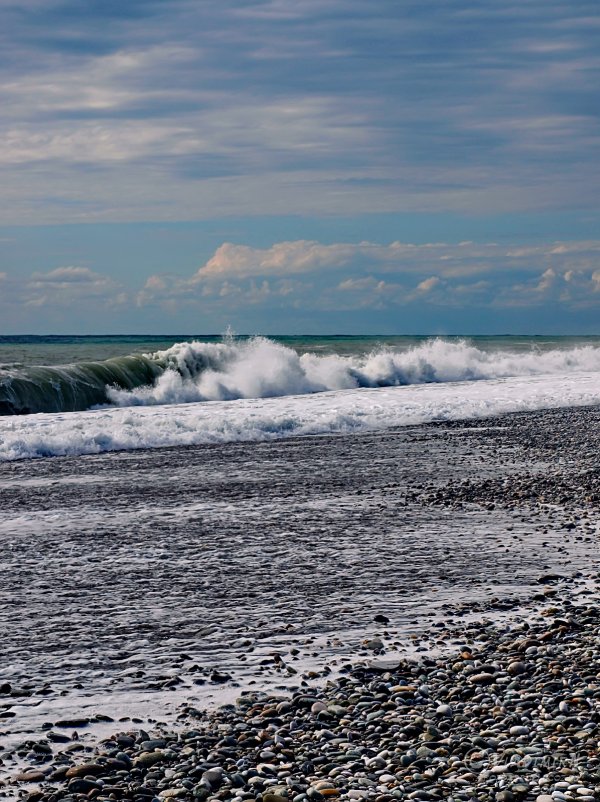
[107,336,600,407]
[0,355,162,415]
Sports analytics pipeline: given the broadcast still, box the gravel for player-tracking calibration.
[11,574,600,802]
[1,404,599,801]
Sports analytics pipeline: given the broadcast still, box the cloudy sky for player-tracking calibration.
[0,0,599,333]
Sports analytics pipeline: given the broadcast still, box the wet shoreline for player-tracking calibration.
[1,405,599,797]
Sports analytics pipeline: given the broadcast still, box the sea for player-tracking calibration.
[1,333,600,461]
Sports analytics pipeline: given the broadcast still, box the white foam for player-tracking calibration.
[107,337,600,406]
[1,371,599,461]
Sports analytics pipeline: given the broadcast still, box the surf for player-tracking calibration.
[2,335,600,415]
[1,371,600,461]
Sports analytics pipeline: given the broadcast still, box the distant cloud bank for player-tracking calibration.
[4,237,597,318]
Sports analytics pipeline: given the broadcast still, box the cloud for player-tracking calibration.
[334,276,405,309]
[136,266,311,311]
[135,273,189,308]
[495,263,600,308]
[193,240,492,280]
[137,235,600,313]
[415,276,441,293]
[2,233,599,330]
[195,241,355,280]
[507,241,600,258]
[536,267,557,292]
[338,277,388,292]
[25,266,127,307]
[30,266,109,284]
[0,1,598,223]
[192,238,600,282]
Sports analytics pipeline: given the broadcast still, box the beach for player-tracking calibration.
[2,403,599,799]
[4,0,600,796]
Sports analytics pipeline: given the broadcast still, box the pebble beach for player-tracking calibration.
[13,574,600,802]
[2,0,600,790]
[2,404,599,801]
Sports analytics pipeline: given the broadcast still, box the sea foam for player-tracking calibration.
[107,337,600,406]
[1,370,600,461]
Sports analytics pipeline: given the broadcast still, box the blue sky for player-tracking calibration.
[0,0,599,333]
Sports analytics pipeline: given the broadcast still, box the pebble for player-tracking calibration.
[14,770,47,782]
[202,767,223,786]
[469,672,495,685]
[509,725,530,736]
[11,514,600,802]
[67,778,100,793]
[64,762,103,778]
[134,750,167,767]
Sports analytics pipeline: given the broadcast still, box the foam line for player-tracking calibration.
[1,371,599,461]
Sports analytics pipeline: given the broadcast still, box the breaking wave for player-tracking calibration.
[2,336,600,415]
[108,337,600,407]
[0,354,163,415]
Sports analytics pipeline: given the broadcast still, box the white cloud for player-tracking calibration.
[0,123,204,165]
[192,238,600,283]
[415,276,441,293]
[194,240,481,281]
[536,267,556,292]
[507,241,600,258]
[30,266,107,284]
[338,276,386,291]
[195,241,355,280]
[25,266,126,307]
[128,236,600,313]
[4,46,195,108]
[332,275,405,309]
[495,262,600,308]
[135,273,191,308]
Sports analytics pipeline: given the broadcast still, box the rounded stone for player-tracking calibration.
[509,725,530,737]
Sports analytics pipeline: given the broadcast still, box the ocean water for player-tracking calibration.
[0,334,600,460]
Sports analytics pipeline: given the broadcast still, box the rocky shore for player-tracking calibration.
[11,572,600,802]
[2,405,599,801]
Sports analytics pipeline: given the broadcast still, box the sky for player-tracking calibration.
[0,0,599,334]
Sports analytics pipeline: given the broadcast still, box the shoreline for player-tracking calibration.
[11,572,600,802]
[1,404,599,798]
